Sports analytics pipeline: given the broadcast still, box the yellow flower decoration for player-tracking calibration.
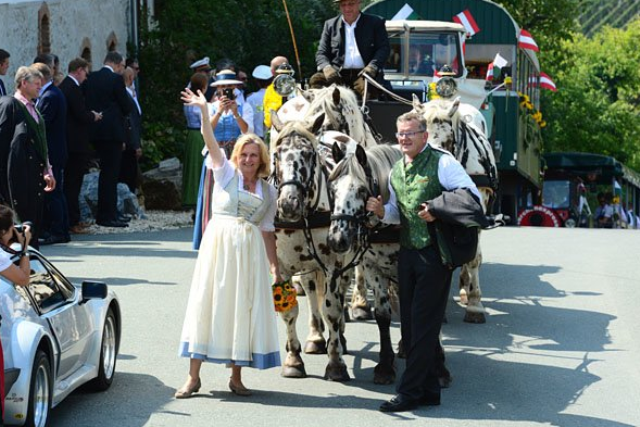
[272,280,298,313]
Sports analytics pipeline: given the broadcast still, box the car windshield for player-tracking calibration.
[542,180,571,209]
[385,32,461,77]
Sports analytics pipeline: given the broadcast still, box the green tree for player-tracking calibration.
[541,18,640,170]
[137,0,336,170]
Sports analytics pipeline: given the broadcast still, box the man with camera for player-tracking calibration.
[208,69,253,158]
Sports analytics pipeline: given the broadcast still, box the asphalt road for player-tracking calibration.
[37,226,640,427]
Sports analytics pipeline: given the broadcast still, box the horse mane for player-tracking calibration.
[273,121,317,150]
[422,99,461,130]
[306,85,363,133]
[329,144,401,203]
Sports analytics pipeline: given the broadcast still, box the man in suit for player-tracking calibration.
[84,51,132,228]
[0,49,9,97]
[32,62,69,245]
[366,112,480,413]
[0,65,56,248]
[59,58,102,234]
[311,0,390,98]
[119,65,142,194]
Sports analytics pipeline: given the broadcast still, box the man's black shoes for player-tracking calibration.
[39,235,70,245]
[96,220,129,228]
[420,393,441,406]
[379,395,419,413]
[379,393,441,412]
[117,214,132,223]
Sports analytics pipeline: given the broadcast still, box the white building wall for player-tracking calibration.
[0,0,132,93]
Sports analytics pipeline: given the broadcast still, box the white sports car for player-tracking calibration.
[1,247,121,427]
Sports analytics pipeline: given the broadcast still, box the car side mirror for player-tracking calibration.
[80,281,108,304]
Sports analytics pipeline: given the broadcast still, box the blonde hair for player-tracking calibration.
[229,133,271,178]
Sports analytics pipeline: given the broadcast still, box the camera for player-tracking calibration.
[12,221,32,244]
[223,88,235,100]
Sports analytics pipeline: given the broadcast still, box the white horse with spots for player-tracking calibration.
[272,85,378,321]
[326,141,452,386]
[413,96,499,323]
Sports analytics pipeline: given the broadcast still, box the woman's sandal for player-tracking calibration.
[228,379,252,396]
[174,378,202,399]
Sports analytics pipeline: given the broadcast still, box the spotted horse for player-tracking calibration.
[273,85,380,321]
[326,141,453,386]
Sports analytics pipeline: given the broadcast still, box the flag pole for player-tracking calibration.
[282,0,303,82]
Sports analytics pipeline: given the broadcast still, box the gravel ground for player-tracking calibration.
[81,210,194,234]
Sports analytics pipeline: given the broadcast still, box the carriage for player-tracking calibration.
[364,0,544,222]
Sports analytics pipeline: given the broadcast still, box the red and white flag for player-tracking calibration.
[518,29,539,51]
[539,72,557,91]
[453,9,480,36]
[486,53,508,81]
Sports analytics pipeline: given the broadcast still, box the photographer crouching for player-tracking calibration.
[0,204,31,423]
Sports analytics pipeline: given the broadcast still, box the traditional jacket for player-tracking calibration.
[390,146,445,250]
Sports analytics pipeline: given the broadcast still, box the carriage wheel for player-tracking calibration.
[517,206,561,227]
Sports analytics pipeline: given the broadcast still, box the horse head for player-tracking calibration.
[306,85,378,147]
[413,95,499,207]
[327,142,370,253]
[271,114,324,222]
[413,95,460,154]
[327,143,402,254]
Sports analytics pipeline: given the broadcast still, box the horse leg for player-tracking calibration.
[302,271,328,354]
[350,264,373,320]
[279,303,307,378]
[291,273,306,296]
[461,243,486,324]
[371,270,396,385]
[322,269,350,382]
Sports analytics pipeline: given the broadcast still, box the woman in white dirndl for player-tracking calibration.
[176,88,282,398]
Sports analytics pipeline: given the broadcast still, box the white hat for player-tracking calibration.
[252,65,272,80]
[209,69,244,86]
[190,56,211,70]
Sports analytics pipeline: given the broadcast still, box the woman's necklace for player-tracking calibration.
[243,177,257,192]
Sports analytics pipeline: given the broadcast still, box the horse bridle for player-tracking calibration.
[326,160,382,278]
[274,143,325,217]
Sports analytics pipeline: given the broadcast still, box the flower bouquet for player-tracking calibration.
[272,279,298,313]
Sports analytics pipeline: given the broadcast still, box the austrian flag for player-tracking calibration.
[539,72,557,91]
[453,9,480,36]
[518,30,539,51]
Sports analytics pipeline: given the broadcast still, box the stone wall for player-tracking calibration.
[0,0,132,93]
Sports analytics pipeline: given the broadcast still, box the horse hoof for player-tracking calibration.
[282,365,307,378]
[459,291,469,305]
[304,340,327,354]
[373,365,396,385]
[464,311,486,324]
[351,307,373,321]
[324,363,351,382]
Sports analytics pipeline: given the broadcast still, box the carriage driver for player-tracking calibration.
[310,0,390,99]
[366,111,480,413]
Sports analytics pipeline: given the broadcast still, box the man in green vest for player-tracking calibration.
[367,111,480,413]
